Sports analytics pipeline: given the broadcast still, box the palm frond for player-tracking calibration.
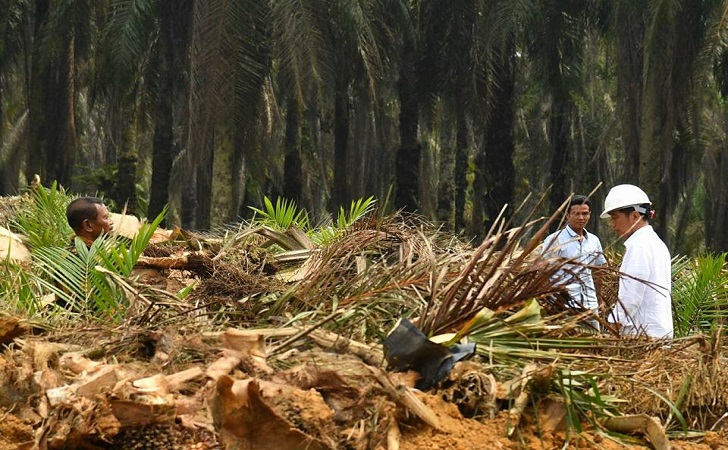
[91,0,156,99]
[27,209,164,319]
[419,193,564,335]
[97,207,167,276]
[336,196,376,229]
[313,196,377,245]
[272,0,330,99]
[0,260,43,313]
[175,0,271,217]
[672,253,728,337]
[10,181,74,249]
[32,242,121,317]
[249,196,311,232]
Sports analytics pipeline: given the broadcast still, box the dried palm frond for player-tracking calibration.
[419,193,567,335]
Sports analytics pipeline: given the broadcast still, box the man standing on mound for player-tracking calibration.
[601,184,673,339]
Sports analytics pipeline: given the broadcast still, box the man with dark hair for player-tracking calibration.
[66,197,114,245]
[600,184,672,338]
[542,195,607,328]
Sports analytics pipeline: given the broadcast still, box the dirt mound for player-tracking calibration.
[2,319,727,450]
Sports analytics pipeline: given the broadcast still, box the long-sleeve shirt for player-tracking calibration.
[542,225,607,311]
[609,225,673,338]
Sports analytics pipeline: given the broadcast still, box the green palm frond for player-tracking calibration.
[336,196,375,229]
[312,196,377,245]
[272,0,330,98]
[457,300,611,365]
[32,241,122,318]
[106,0,155,69]
[10,181,74,249]
[0,260,43,313]
[554,369,624,438]
[96,208,167,276]
[249,196,311,232]
[672,253,728,337]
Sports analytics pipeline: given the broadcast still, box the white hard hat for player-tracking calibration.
[600,184,651,218]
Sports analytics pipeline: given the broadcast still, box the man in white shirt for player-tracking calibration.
[600,184,673,338]
[542,195,607,327]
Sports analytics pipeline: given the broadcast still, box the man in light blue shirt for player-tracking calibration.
[542,195,607,325]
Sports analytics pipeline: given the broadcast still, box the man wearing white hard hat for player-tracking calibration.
[601,184,673,338]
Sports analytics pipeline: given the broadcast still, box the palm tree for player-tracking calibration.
[26,1,90,189]
[609,0,724,245]
[396,0,479,223]
[93,0,165,215]
[327,0,401,211]
[524,0,591,214]
[182,0,326,228]
[394,1,421,214]
[471,0,522,236]
[473,31,517,236]
[0,0,29,195]
[420,0,477,229]
[148,0,192,225]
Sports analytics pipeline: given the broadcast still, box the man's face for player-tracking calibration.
[567,204,591,233]
[608,209,640,239]
[87,204,114,238]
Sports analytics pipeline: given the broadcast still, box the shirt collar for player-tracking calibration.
[565,224,589,239]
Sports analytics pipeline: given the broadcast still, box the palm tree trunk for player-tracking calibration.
[148,0,189,223]
[332,76,350,210]
[639,42,676,240]
[211,123,234,225]
[45,32,77,188]
[436,118,454,226]
[25,2,77,189]
[116,104,139,215]
[0,67,6,194]
[283,94,303,204]
[195,132,213,230]
[181,172,197,229]
[26,0,50,182]
[453,107,468,230]
[705,146,728,252]
[395,45,420,213]
[614,2,643,181]
[475,36,516,236]
[149,8,174,223]
[548,97,571,214]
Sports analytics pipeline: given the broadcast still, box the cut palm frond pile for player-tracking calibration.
[2,191,728,449]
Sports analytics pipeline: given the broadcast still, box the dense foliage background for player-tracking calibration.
[1,0,728,255]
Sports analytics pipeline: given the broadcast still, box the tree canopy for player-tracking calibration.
[1,0,728,254]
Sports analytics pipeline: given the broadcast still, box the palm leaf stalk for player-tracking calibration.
[453,300,630,366]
